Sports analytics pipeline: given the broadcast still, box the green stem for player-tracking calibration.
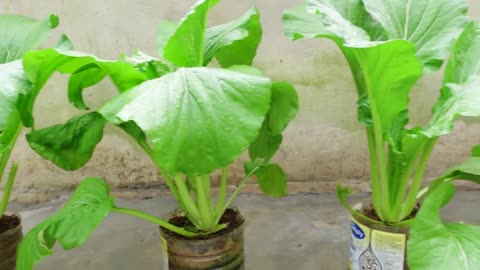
[0,162,18,217]
[369,101,391,221]
[390,139,426,221]
[366,129,383,220]
[173,175,201,225]
[400,138,437,220]
[112,207,198,237]
[193,175,214,231]
[0,120,22,187]
[202,175,213,213]
[217,164,260,224]
[215,167,228,219]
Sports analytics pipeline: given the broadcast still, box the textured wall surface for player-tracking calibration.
[1,0,480,200]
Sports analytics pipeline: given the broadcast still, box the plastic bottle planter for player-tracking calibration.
[0,213,23,270]
[160,208,245,270]
[349,215,409,270]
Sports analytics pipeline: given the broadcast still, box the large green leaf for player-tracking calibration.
[408,183,480,270]
[282,3,331,41]
[100,67,272,175]
[26,112,105,171]
[248,82,298,163]
[362,0,468,70]
[254,163,287,197]
[19,49,149,126]
[248,121,282,164]
[67,64,107,110]
[307,0,386,41]
[0,14,58,64]
[425,77,480,137]
[204,7,262,67]
[282,0,384,43]
[444,22,480,85]
[162,0,210,67]
[17,178,114,270]
[349,40,423,135]
[424,22,480,137]
[0,61,32,131]
[421,147,480,198]
[282,1,380,98]
[268,82,299,135]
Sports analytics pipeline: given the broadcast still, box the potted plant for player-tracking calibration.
[283,0,480,269]
[16,0,298,269]
[0,14,62,270]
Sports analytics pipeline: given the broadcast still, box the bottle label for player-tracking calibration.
[349,216,406,270]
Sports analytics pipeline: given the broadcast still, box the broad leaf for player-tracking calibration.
[254,164,287,197]
[424,22,480,137]
[17,178,114,270]
[20,49,149,126]
[0,61,32,131]
[349,40,423,135]
[249,121,282,164]
[268,82,299,135]
[362,0,468,70]
[162,0,210,67]
[282,3,330,41]
[26,112,105,170]
[68,64,107,110]
[282,1,378,97]
[422,147,480,198]
[444,22,480,85]
[307,0,385,41]
[408,183,480,270]
[0,14,58,63]
[425,77,480,137]
[204,7,262,67]
[283,0,370,44]
[100,67,272,175]
[249,82,298,163]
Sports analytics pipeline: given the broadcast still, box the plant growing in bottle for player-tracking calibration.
[283,0,480,269]
[17,1,298,269]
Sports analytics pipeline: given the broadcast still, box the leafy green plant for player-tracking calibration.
[17,1,298,269]
[283,0,480,268]
[0,14,61,218]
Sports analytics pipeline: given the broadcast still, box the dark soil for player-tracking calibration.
[162,208,244,240]
[362,203,419,222]
[0,214,20,234]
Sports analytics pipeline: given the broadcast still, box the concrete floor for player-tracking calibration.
[10,191,480,270]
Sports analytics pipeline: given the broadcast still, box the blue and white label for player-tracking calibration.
[351,221,365,239]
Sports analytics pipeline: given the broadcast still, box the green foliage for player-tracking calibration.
[283,0,480,267]
[0,61,32,132]
[20,49,149,124]
[254,164,288,197]
[100,67,272,175]
[204,7,262,67]
[16,178,115,270]
[0,14,59,218]
[22,0,297,250]
[0,14,58,63]
[26,112,105,171]
[408,183,480,270]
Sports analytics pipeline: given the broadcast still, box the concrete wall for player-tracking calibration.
[2,0,480,200]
